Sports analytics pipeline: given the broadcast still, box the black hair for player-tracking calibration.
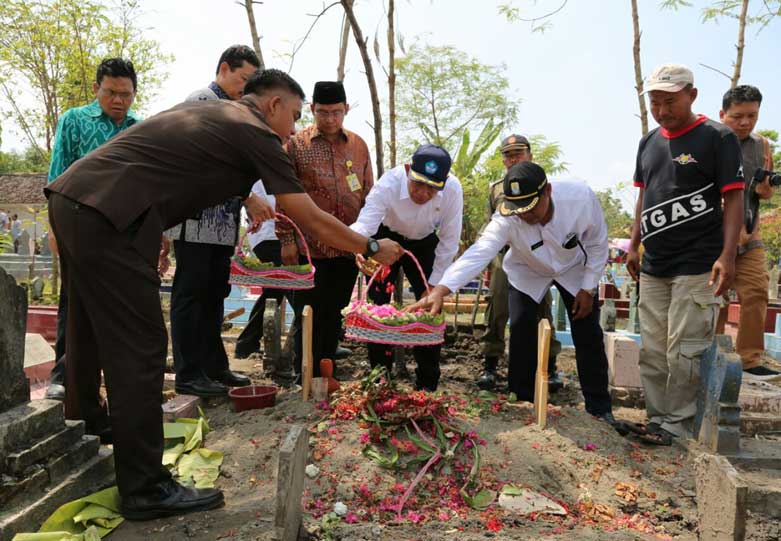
[96,58,137,90]
[243,69,306,100]
[216,45,260,75]
[722,85,763,111]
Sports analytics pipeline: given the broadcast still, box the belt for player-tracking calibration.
[737,239,764,256]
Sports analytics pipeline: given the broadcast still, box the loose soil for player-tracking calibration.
[107,330,777,541]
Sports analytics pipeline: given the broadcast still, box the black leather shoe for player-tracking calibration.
[476,370,497,390]
[45,383,66,401]
[548,372,564,393]
[334,345,352,359]
[175,377,228,397]
[121,480,224,520]
[209,370,251,388]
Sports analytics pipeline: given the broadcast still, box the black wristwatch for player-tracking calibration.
[364,237,380,258]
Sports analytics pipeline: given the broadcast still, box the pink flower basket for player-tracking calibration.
[229,213,315,290]
[344,250,445,347]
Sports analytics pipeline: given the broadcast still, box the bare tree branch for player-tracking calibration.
[699,62,732,80]
[387,0,397,167]
[287,1,341,73]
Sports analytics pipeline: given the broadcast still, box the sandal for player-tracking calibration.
[638,426,675,446]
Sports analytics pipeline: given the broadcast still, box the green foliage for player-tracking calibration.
[0,145,50,173]
[595,187,633,238]
[498,1,569,33]
[758,129,781,213]
[394,43,518,156]
[0,231,12,254]
[0,0,172,153]
[701,0,780,29]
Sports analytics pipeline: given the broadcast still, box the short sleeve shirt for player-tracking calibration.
[633,115,743,277]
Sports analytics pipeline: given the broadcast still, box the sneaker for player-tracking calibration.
[744,365,781,380]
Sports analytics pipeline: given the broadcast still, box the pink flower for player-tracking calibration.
[583,442,597,451]
[359,432,371,444]
[406,510,425,524]
[344,511,359,523]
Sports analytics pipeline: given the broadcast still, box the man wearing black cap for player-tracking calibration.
[410,162,613,419]
[478,135,562,392]
[351,144,463,391]
[279,80,373,378]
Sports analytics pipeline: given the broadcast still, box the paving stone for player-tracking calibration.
[695,453,747,541]
[5,420,85,475]
[0,400,64,464]
[273,425,309,541]
[0,447,114,541]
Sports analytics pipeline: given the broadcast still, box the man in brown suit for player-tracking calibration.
[46,69,402,520]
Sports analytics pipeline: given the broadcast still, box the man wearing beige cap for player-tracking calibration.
[626,64,743,445]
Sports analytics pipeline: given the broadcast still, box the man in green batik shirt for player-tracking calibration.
[44,58,140,410]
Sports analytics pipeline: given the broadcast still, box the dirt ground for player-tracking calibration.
[106,329,779,541]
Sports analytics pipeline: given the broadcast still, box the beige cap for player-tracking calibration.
[641,64,694,94]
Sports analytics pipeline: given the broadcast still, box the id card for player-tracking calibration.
[346,173,361,192]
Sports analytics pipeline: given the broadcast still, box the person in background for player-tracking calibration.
[279,81,373,379]
[168,45,260,398]
[477,134,563,393]
[627,64,743,445]
[351,144,463,391]
[44,57,141,404]
[716,85,779,378]
[234,180,289,359]
[10,214,22,253]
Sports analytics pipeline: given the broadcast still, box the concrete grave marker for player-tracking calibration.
[695,338,742,455]
[599,299,616,332]
[17,231,30,256]
[695,453,747,541]
[262,298,281,375]
[273,425,309,541]
[605,333,642,389]
[0,268,30,411]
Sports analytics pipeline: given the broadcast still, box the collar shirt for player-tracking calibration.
[438,180,607,302]
[350,164,463,285]
[247,180,277,248]
[277,124,373,259]
[48,99,140,182]
[167,82,242,246]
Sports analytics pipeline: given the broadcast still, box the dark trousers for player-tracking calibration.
[235,240,288,357]
[48,194,171,498]
[290,256,358,378]
[170,241,232,383]
[508,283,611,415]
[367,225,441,391]
[49,283,68,385]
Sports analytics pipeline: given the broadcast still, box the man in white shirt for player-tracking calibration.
[410,162,613,418]
[234,180,290,358]
[351,144,463,391]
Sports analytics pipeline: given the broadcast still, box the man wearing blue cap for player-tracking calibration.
[351,144,463,391]
[409,162,613,419]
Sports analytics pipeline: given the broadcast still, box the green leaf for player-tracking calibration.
[461,488,495,510]
[500,484,524,496]
[477,390,498,401]
[363,444,399,468]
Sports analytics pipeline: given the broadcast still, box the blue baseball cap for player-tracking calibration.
[409,143,451,190]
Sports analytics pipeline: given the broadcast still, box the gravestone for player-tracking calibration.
[40,233,50,257]
[29,277,44,301]
[273,425,309,541]
[17,231,30,256]
[599,299,616,332]
[0,268,113,540]
[695,337,742,455]
[769,266,779,301]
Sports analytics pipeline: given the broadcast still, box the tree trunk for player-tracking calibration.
[387,0,397,167]
[336,9,351,81]
[242,0,266,69]
[341,0,385,176]
[731,0,749,88]
[631,0,648,136]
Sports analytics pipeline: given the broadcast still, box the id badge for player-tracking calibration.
[346,173,361,192]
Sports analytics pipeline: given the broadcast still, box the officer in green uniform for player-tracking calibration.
[478,135,562,391]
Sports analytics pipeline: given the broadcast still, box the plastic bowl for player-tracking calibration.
[228,385,278,412]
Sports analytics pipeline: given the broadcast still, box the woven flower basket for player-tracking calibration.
[229,213,315,290]
[344,250,445,346]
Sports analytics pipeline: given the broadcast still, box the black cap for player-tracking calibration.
[500,134,531,153]
[497,161,548,216]
[408,144,452,190]
[312,81,346,104]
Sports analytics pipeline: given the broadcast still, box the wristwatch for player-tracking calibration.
[364,237,380,258]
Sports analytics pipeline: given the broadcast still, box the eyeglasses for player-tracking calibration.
[99,88,134,101]
[313,109,345,119]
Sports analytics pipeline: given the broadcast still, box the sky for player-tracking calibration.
[2,0,779,206]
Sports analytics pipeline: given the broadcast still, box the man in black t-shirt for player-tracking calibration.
[626,64,743,445]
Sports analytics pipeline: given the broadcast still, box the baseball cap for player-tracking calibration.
[500,134,531,154]
[497,161,548,216]
[408,144,451,190]
[641,64,694,94]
